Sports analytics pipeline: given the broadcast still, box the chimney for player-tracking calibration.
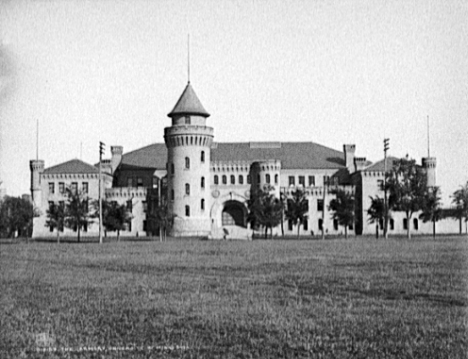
[354,157,367,172]
[343,144,356,173]
[110,146,123,173]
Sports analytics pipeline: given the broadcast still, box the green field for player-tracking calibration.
[1,237,467,358]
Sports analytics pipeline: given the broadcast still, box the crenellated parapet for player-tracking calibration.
[164,125,214,148]
[211,161,252,173]
[105,187,147,199]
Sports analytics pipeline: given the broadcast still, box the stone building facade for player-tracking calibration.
[30,82,457,239]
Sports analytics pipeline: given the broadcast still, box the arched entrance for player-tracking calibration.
[222,201,246,227]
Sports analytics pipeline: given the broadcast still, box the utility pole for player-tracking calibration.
[383,138,390,239]
[99,141,105,244]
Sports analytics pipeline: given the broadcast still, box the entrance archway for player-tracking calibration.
[222,201,246,227]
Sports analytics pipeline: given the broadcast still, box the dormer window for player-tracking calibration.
[185,116,191,125]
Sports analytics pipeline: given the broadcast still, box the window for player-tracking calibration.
[390,218,394,230]
[323,176,330,186]
[222,175,227,185]
[231,175,235,185]
[413,218,419,230]
[71,182,77,194]
[247,175,251,184]
[214,175,219,185]
[142,201,147,213]
[137,177,143,187]
[288,220,293,231]
[317,199,324,211]
[403,218,408,230]
[127,178,133,187]
[127,200,132,212]
[289,176,295,186]
[49,183,55,194]
[333,219,338,231]
[201,177,205,189]
[303,220,308,231]
[275,174,278,184]
[171,163,175,175]
[299,176,305,187]
[185,116,191,124]
[266,174,270,184]
[185,205,190,217]
[185,157,190,169]
[308,176,315,186]
[127,220,132,232]
[201,151,205,163]
[257,174,261,184]
[171,189,174,201]
[59,182,65,194]
[185,183,190,195]
[82,182,88,194]
[143,220,147,232]
[201,199,205,210]
[239,175,244,185]
[318,219,323,231]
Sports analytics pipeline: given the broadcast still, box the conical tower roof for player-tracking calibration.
[168,82,210,118]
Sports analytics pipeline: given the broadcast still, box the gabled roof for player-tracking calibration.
[118,141,345,171]
[363,156,400,172]
[43,159,99,174]
[168,82,210,118]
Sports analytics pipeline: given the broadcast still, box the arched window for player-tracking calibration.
[239,175,243,185]
[201,151,205,163]
[201,177,205,188]
[266,174,271,184]
[185,157,190,169]
[185,183,190,195]
[231,175,235,185]
[185,205,190,217]
[171,189,174,201]
[214,175,219,185]
[275,174,278,184]
[201,199,205,210]
[222,175,227,185]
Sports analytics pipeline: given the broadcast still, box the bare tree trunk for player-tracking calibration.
[264,226,267,239]
[376,224,379,239]
[345,225,348,239]
[77,228,81,243]
[406,213,411,239]
[117,230,120,242]
[433,220,436,239]
[57,230,60,244]
[297,221,300,239]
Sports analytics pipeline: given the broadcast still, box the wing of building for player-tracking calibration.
[29,82,457,239]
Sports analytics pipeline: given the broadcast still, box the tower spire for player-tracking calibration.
[187,33,190,83]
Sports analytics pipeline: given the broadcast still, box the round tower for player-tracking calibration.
[250,160,281,199]
[30,159,44,208]
[164,82,214,237]
[422,157,436,187]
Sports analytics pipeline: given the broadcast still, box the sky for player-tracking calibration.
[0,0,467,205]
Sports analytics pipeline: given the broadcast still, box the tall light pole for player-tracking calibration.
[99,141,105,244]
[383,138,390,239]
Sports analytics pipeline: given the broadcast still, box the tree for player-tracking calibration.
[149,200,174,242]
[329,188,355,239]
[419,186,442,239]
[451,182,468,235]
[284,189,308,239]
[64,188,93,242]
[0,196,35,238]
[367,196,386,239]
[45,201,65,243]
[248,185,283,239]
[386,157,427,239]
[93,199,132,241]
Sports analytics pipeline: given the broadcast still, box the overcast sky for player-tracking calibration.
[1,0,467,205]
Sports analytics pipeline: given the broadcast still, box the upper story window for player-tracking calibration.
[185,205,190,217]
[275,174,278,184]
[231,175,235,185]
[309,176,315,186]
[49,183,55,194]
[201,151,205,163]
[323,175,330,186]
[222,175,227,185]
[317,199,324,211]
[266,174,270,184]
[185,183,190,195]
[289,176,295,186]
[127,200,132,212]
[185,116,191,124]
[59,182,65,194]
[214,175,219,185]
[201,199,205,210]
[71,182,78,194]
[201,177,205,189]
[82,182,88,194]
[185,157,190,169]
[299,176,305,187]
[137,177,143,187]
[239,175,244,185]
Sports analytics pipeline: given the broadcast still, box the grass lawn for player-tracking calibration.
[1,236,467,358]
